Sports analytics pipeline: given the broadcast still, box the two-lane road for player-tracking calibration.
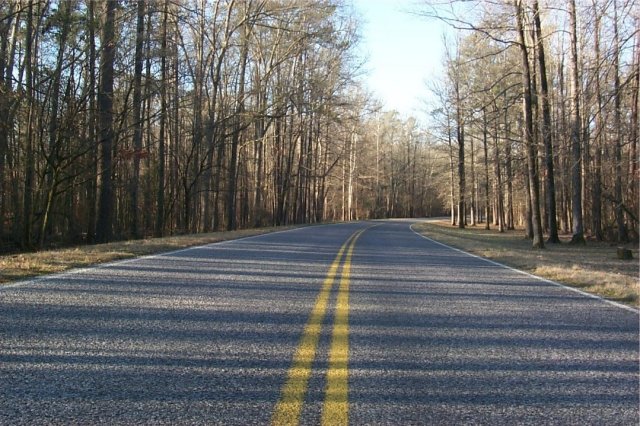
[1,221,638,424]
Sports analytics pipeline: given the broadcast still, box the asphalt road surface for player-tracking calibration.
[1,220,638,425]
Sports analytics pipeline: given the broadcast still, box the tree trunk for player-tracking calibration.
[482,108,490,230]
[630,24,639,236]
[504,100,515,230]
[533,0,560,243]
[348,131,357,221]
[447,110,456,226]
[515,0,544,248]
[524,167,533,239]
[155,0,169,237]
[568,0,585,245]
[456,79,466,229]
[612,0,628,243]
[130,0,145,239]
[493,108,505,232]
[85,0,98,243]
[253,84,266,226]
[38,1,73,248]
[591,1,604,241]
[22,0,36,249]
[96,0,117,243]
[470,124,476,226]
[0,2,19,242]
[227,12,250,231]
[171,10,180,231]
[143,19,153,233]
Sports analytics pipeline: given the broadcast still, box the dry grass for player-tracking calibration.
[0,226,301,285]
[414,220,640,307]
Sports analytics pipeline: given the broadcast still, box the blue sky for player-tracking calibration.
[352,0,449,117]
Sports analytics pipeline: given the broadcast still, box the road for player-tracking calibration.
[1,220,638,425]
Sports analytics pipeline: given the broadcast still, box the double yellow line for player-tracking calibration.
[272,228,366,426]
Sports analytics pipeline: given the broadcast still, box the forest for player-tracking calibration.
[427,0,638,249]
[0,0,637,252]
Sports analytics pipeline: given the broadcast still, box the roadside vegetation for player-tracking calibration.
[415,220,639,307]
[0,226,300,285]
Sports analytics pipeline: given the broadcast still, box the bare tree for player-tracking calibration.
[130,0,146,239]
[96,0,117,243]
[568,0,585,244]
[532,0,559,244]
[515,0,544,248]
[612,0,629,243]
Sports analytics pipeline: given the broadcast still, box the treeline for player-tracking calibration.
[344,111,445,221]
[0,0,447,252]
[426,0,638,247]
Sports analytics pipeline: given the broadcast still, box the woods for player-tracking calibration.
[0,0,441,251]
[425,0,638,247]
[0,0,637,252]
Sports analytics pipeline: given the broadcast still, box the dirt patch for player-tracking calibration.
[414,220,639,307]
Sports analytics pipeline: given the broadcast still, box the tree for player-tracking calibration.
[96,0,117,243]
[591,0,604,242]
[130,0,146,239]
[515,0,544,248]
[155,0,169,238]
[612,0,629,243]
[226,0,254,231]
[532,0,559,244]
[482,107,490,230]
[568,0,585,245]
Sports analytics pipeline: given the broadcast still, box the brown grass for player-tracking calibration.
[0,226,301,285]
[414,220,640,307]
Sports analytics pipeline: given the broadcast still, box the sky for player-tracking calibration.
[352,0,449,118]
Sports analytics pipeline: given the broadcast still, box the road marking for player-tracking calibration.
[409,223,639,314]
[321,229,362,425]
[271,231,359,426]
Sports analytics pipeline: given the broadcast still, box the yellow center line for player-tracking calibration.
[321,229,363,426]
[271,231,358,426]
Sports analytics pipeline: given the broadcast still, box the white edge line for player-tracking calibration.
[1,224,330,291]
[410,223,639,315]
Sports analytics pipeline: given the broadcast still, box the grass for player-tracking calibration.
[0,225,301,285]
[414,220,640,307]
